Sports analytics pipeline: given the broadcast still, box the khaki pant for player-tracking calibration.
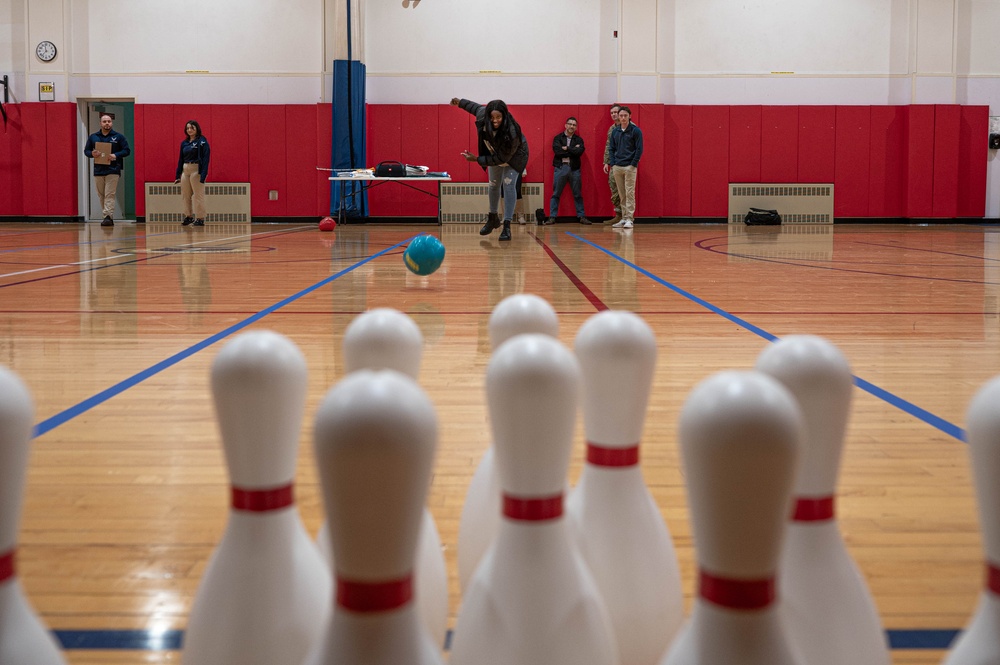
[180,163,206,220]
[612,165,637,221]
[94,174,119,219]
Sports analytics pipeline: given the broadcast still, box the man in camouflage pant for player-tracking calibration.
[603,104,622,225]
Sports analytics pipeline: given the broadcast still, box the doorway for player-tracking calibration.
[85,101,135,221]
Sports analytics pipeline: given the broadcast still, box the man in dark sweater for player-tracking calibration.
[607,106,643,229]
[546,117,590,225]
[83,113,131,227]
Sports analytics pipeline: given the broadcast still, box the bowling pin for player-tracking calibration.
[182,331,330,665]
[756,335,890,665]
[450,334,618,665]
[0,366,67,665]
[457,294,560,592]
[662,371,804,665]
[568,310,684,665]
[943,375,1000,664]
[316,307,448,646]
[304,370,443,665]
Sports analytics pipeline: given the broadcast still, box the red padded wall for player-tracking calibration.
[366,104,402,216]
[400,105,440,217]
[663,105,693,217]
[44,103,78,215]
[958,106,988,218]
[834,106,871,217]
[316,104,333,215]
[249,105,287,215]
[906,105,935,217]
[439,103,474,184]
[932,104,960,218]
[869,106,907,217]
[284,106,317,216]
[19,104,48,215]
[691,106,730,217]
[761,106,798,182]
[210,105,250,182]
[512,104,545,190]
[798,106,835,183]
[141,105,177,183]
[729,106,762,184]
[0,105,24,215]
[637,104,665,219]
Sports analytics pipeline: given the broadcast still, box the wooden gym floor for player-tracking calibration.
[2,219,998,664]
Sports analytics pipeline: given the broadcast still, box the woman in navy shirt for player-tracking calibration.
[174,120,211,226]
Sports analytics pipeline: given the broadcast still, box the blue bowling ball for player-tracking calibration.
[403,235,445,276]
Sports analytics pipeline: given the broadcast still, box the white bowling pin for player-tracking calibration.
[0,367,67,665]
[756,335,890,665]
[662,371,804,665]
[943,375,1000,664]
[182,331,330,665]
[304,370,443,665]
[450,334,618,665]
[457,294,560,592]
[568,310,684,665]
[316,307,448,646]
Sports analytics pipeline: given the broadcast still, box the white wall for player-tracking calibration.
[7,0,1000,215]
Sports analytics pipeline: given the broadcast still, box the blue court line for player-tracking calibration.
[569,233,966,442]
[32,236,415,439]
[48,628,958,651]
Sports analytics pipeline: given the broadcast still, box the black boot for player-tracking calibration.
[498,220,511,241]
[479,212,502,236]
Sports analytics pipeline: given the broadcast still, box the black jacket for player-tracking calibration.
[551,132,585,171]
[458,98,529,173]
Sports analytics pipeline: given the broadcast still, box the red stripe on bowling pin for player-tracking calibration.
[986,562,1000,596]
[586,442,640,467]
[231,483,295,512]
[791,496,835,522]
[699,570,776,610]
[503,493,563,521]
[337,575,413,612]
[0,549,14,583]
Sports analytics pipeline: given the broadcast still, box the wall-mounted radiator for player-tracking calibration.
[144,182,252,223]
[728,184,834,224]
[440,182,544,224]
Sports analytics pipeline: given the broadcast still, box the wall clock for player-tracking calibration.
[36,41,57,62]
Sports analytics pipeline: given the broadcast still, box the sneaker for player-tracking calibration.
[578,217,592,225]
[623,219,633,229]
[517,214,526,225]
[612,219,627,228]
[101,216,113,227]
[543,217,556,226]
[193,219,205,226]
[605,214,622,225]
[182,216,195,226]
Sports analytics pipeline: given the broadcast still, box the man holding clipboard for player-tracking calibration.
[84,113,131,226]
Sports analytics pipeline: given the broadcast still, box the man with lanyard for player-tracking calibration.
[84,113,131,227]
[545,117,590,225]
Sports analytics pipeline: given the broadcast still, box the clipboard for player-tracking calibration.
[94,141,112,165]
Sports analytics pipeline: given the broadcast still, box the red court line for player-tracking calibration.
[531,231,607,311]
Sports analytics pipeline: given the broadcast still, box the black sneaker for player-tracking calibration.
[101,216,113,227]
[578,217,592,225]
[182,216,195,226]
[193,219,205,226]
